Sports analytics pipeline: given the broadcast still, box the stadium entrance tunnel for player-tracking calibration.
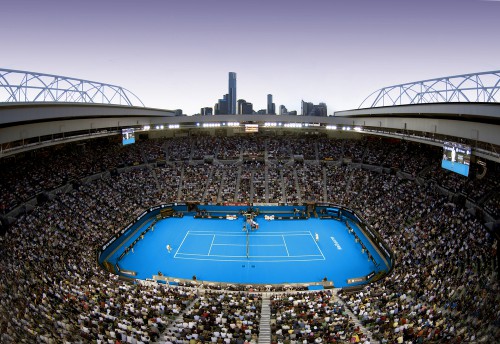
[98,203,394,288]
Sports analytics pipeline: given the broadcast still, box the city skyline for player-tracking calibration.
[1,0,499,115]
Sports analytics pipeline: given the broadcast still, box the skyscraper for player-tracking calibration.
[301,100,314,116]
[301,100,327,116]
[238,99,253,114]
[200,107,213,116]
[228,72,237,115]
[267,94,275,115]
[215,94,229,115]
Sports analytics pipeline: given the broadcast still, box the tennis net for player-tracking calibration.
[246,230,250,258]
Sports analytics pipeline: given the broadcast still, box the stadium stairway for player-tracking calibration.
[280,169,286,203]
[257,293,271,344]
[293,168,301,203]
[234,165,242,202]
[151,167,162,193]
[177,164,185,200]
[322,166,328,203]
[343,166,356,202]
[334,289,380,344]
[314,140,319,162]
[201,165,215,202]
[265,165,270,203]
[217,169,226,203]
[250,170,255,203]
[155,296,199,344]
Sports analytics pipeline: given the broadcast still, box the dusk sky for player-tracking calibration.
[1,0,499,115]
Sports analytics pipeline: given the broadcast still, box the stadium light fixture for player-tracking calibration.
[202,123,221,128]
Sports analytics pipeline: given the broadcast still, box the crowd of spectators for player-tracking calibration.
[324,165,350,205]
[0,166,195,343]
[1,133,499,343]
[296,164,324,203]
[205,166,225,203]
[420,165,469,194]
[267,138,291,160]
[155,165,182,203]
[3,135,497,217]
[317,138,343,162]
[363,139,389,166]
[288,137,317,161]
[219,166,239,203]
[338,172,499,343]
[484,193,500,220]
[267,166,284,203]
[242,138,266,159]
[283,166,300,204]
[167,137,192,161]
[217,138,242,160]
[342,140,365,163]
[237,168,252,204]
[161,291,262,344]
[270,291,370,343]
[180,164,212,201]
[253,165,267,203]
[191,136,219,160]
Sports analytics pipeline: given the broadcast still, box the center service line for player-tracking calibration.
[282,235,290,256]
[207,234,216,256]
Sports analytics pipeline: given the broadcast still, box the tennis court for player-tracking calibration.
[175,230,324,262]
[109,210,386,287]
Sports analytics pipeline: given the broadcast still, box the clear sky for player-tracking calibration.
[1,0,499,115]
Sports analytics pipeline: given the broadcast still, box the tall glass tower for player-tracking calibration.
[228,72,237,115]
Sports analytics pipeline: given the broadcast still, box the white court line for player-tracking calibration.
[282,235,290,256]
[174,256,325,263]
[211,243,283,247]
[176,252,323,258]
[212,243,247,247]
[207,234,216,256]
[249,244,284,247]
[309,232,326,260]
[175,231,324,261]
[189,232,247,237]
[188,231,311,236]
[174,231,190,258]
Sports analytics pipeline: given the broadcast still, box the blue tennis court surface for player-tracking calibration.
[176,231,324,262]
[113,215,386,287]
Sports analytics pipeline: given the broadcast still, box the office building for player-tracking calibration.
[301,100,327,116]
[267,94,275,115]
[200,107,213,116]
[279,105,288,115]
[238,99,253,115]
[316,102,328,116]
[228,72,237,115]
[301,100,314,116]
[215,94,229,115]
